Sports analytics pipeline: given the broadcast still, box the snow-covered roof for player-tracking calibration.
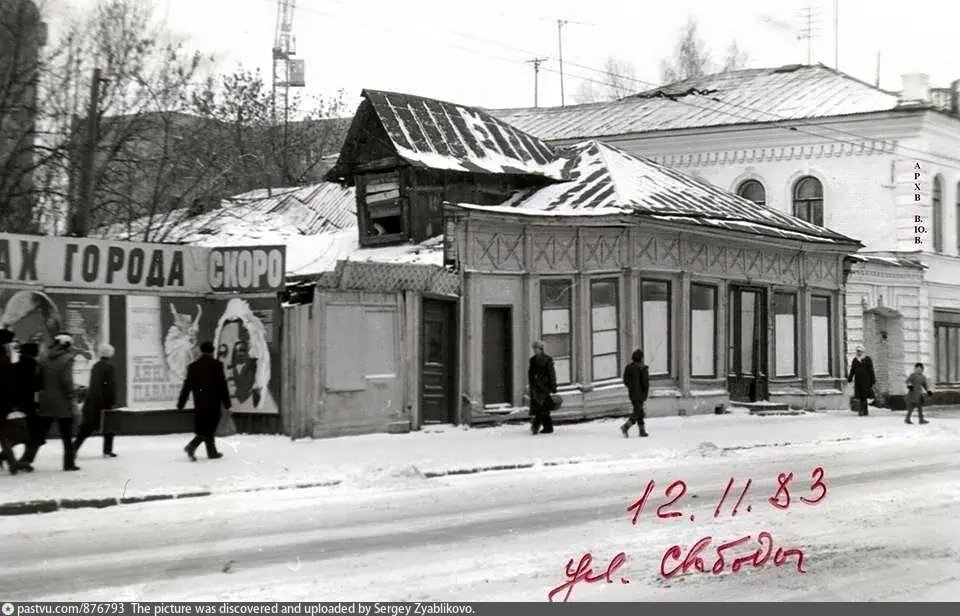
[490,64,902,141]
[284,227,444,277]
[328,89,563,181]
[97,182,357,244]
[450,140,860,246]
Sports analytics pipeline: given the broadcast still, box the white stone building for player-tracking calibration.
[493,64,960,405]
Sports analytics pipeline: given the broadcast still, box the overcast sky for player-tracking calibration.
[59,0,960,113]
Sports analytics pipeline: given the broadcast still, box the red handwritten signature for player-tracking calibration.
[547,552,630,603]
[626,466,828,523]
[661,531,806,578]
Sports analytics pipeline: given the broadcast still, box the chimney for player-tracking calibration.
[900,73,931,104]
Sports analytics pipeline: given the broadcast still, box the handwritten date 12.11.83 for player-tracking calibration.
[626,466,828,524]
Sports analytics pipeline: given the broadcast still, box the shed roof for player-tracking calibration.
[489,64,902,141]
[451,140,860,246]
[329,89,563,180]
[96,182,356,244]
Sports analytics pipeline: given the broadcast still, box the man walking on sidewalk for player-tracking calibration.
[20,334,80,471]
[621,349,650,438]
[74,343,119,458]
[177,341,231,461]
[0,328,21,474]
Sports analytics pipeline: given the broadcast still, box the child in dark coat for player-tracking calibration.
[905,363,932,425]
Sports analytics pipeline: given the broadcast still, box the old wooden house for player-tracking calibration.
[299,88,862,436]
[282,89,564,437]
[444,140,863,420]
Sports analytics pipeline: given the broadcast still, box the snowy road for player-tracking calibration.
[3,422,960,602]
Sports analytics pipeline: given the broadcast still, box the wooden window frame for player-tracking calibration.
[792,176,824,227]
[589,277,620,383]
[540,278,574,386]
[955,181,960,253]
[689,282,718,378]
[934,310,960,385]
[639,278,673,377]
[358,171,407,248]
[772,291,799,378]
[810,294,833,377]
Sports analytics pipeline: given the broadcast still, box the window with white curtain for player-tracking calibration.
[640,279,671,376]
[810,295,832,376]
[689,284,716,377]
[540,279,573,385]
[773,292,797,377]
[590,279,619,381]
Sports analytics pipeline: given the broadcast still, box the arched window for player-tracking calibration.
[792,176,824,226]
[736,179,766,206]
[933,175,943,252]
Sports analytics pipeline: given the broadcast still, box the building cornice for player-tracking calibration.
[646,139,897,170]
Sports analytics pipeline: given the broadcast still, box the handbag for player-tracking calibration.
[216,406,237,437]
[549,393,563,410]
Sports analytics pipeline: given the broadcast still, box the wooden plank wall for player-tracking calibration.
[281,301,324,439]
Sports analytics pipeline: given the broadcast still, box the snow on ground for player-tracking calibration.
[0,409,949,504]
[13,416,960,602]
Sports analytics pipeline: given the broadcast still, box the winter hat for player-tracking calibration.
[54,333,74,347]
[98,343,115,358]
[0,328,14,345]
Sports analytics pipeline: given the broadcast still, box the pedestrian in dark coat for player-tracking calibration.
[847,345,876,416]
[528,340,557,435]
[904,362,932,425]
[0,328,20,474]
[620,349,650,438]
[177,341,231,461]
[74,343,118,458]
[20,334,80,471]
[12,341,42,472]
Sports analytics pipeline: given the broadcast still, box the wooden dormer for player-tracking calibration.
[326,89,563,249]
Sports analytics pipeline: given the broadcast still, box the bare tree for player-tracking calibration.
[659,17,715,85]
[573,56,641,103]
[189,65,348,190]
[723,39,750,72]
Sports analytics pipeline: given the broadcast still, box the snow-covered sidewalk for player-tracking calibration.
[1,407,956,511]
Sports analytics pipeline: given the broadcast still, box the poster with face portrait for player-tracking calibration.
[0,288,106,389]
[123,294,281,413]
[212,297,280,414]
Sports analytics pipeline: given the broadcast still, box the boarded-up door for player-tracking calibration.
[421,298,456,423]
[482,306,513,406]
[322,294,402,434]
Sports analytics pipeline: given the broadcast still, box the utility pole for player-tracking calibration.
[557,20,566,107]
[875,50,881,87]
[527,57,548,107]
[70,68,105,238]
[833,0,839,70]
[798,6,822,65]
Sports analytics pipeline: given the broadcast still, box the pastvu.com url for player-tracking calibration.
[3,604,127,616]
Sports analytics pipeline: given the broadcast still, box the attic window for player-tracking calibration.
[360,171,407,244]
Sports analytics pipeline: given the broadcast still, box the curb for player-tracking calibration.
[0,431,897,517]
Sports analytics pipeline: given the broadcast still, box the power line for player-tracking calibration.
[289,0,960,173]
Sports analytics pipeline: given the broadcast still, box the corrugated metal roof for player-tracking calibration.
[97,182,356,244]
[452,140,859,246]
[360,89,564,179]
[489,65,902,141]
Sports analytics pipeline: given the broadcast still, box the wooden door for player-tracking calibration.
[482,307,513,406]
[421,298,457,424]
[727,286,769,402]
